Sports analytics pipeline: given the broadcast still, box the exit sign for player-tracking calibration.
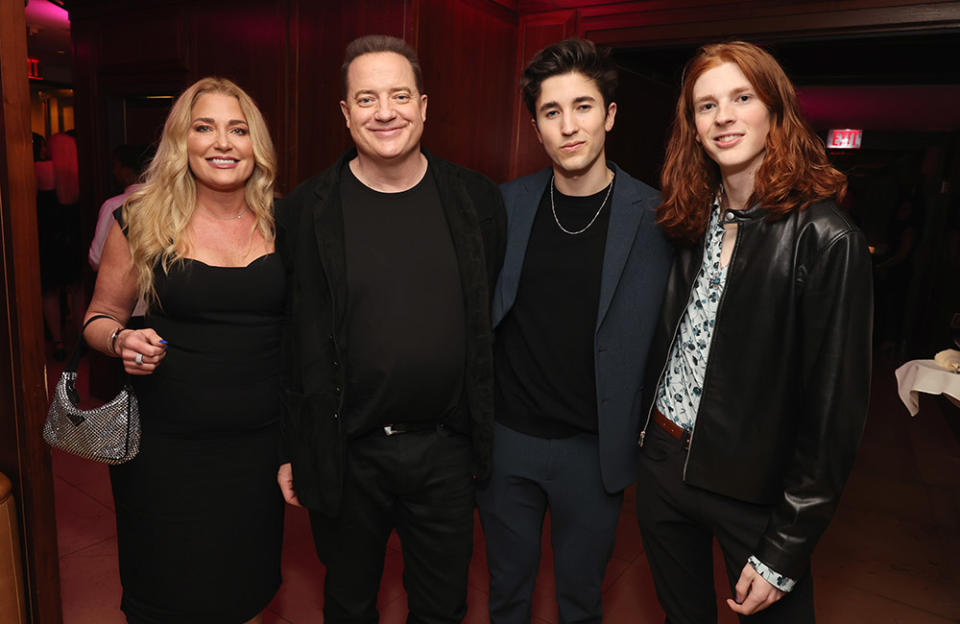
[28,57,41,79]
[828,128,862,149]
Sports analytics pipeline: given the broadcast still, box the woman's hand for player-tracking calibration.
[116,327,168,375]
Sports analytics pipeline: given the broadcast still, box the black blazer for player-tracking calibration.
[277,148,506,516]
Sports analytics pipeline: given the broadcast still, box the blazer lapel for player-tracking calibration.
[596,168,648,329]
[492,168,551,326]
[312,171,348,329]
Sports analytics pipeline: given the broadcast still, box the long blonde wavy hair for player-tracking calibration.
[122,77,277,304]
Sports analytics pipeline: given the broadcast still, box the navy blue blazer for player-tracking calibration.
[493,163,673,493]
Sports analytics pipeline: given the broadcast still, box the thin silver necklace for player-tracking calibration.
[550,175,614,235]
[202,207,247,221]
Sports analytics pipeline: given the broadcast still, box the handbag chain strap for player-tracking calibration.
[61,314,123,405]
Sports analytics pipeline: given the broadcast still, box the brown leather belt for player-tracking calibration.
[653,408,692,450]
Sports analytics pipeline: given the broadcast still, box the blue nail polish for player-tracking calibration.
[159,340,168,345]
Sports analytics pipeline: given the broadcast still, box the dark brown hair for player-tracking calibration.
[658,41,847,244]
[341,34,423,98]
[521,38,618,118]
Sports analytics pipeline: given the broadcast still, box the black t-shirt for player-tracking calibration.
[340,163,466,437]
[495,177,613,438]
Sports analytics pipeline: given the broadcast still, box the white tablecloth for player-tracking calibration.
[895,359,960,416]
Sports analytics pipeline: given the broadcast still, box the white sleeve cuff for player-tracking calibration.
[747,555,796,592]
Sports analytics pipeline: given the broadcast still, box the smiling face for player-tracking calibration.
[186,92,255,193]
[340,51,427,164]
[692,61,771,181]
[533,71,616,179]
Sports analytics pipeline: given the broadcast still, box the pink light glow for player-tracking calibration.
[25,0,70,29]
[796,85,960,133]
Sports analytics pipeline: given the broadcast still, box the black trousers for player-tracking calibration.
[635,422,815,624]
[476,423,623,624]
[309,425,475,624]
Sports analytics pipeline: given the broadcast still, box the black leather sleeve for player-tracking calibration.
[755,227,873,579]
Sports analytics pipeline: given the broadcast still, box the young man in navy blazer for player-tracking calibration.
[476,38,672,623]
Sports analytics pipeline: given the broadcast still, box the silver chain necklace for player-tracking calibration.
[202,207,247,221]
[550,175,614,236]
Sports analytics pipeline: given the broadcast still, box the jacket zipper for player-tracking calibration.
[680,219,743,479]
[639,240,705,448]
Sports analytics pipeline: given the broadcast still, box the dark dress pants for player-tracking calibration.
[635,421,815,624]
[309,425,475,624]
[476,422,623,624]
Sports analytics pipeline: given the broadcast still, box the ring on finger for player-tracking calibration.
[135,352,144,366]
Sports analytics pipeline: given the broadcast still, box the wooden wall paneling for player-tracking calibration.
[285,0,301,193]
[491,0,520,11]
[518,0,618,12]
[0,1,62,622]
[70,16,108,261]
[517,0,624,15]
[190,0,291,191]
[290,0,408,186]
[417,0,519,182]
[510,9,577,179]
[403,0,420,49]
[71,2,191,249]
[95,8,189,73]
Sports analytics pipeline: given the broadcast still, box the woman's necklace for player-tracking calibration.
[201,206,248,221]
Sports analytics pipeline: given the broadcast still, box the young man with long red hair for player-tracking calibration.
[636,41,873,622]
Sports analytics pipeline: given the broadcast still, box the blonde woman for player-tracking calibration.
[83,77,283,624]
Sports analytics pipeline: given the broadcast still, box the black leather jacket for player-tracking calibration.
[640,199,873,579]
[277,149,506,517]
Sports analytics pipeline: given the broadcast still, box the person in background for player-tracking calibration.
[39,131,84,359]
[82,77,284,624]
[636,41,872,622]
[88,143,155,273]
[476,38,671,623]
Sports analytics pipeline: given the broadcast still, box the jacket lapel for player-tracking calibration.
[312,152,351,331]
[596,166,648,329]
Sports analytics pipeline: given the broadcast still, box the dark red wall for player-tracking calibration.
[68,0,519,216]
[289,0,410,185]
[66,0,960,216]
[418,0,518,181]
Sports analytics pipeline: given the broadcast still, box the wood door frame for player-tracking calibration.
[0,1,63,623]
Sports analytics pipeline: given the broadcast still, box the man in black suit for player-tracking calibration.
[277,34,505,624]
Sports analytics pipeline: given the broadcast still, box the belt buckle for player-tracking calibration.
[384,425,401,436]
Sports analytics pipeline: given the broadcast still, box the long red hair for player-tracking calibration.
[658,41,846,245]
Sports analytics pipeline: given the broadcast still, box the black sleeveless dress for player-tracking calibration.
[109,253,285,623]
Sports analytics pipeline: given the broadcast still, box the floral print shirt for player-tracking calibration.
[655,198,728,431]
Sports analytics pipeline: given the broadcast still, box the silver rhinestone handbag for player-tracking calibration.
[42,315,141,464]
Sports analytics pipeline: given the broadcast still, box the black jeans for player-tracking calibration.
[309,425,475,624]
[635,422,815,624]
